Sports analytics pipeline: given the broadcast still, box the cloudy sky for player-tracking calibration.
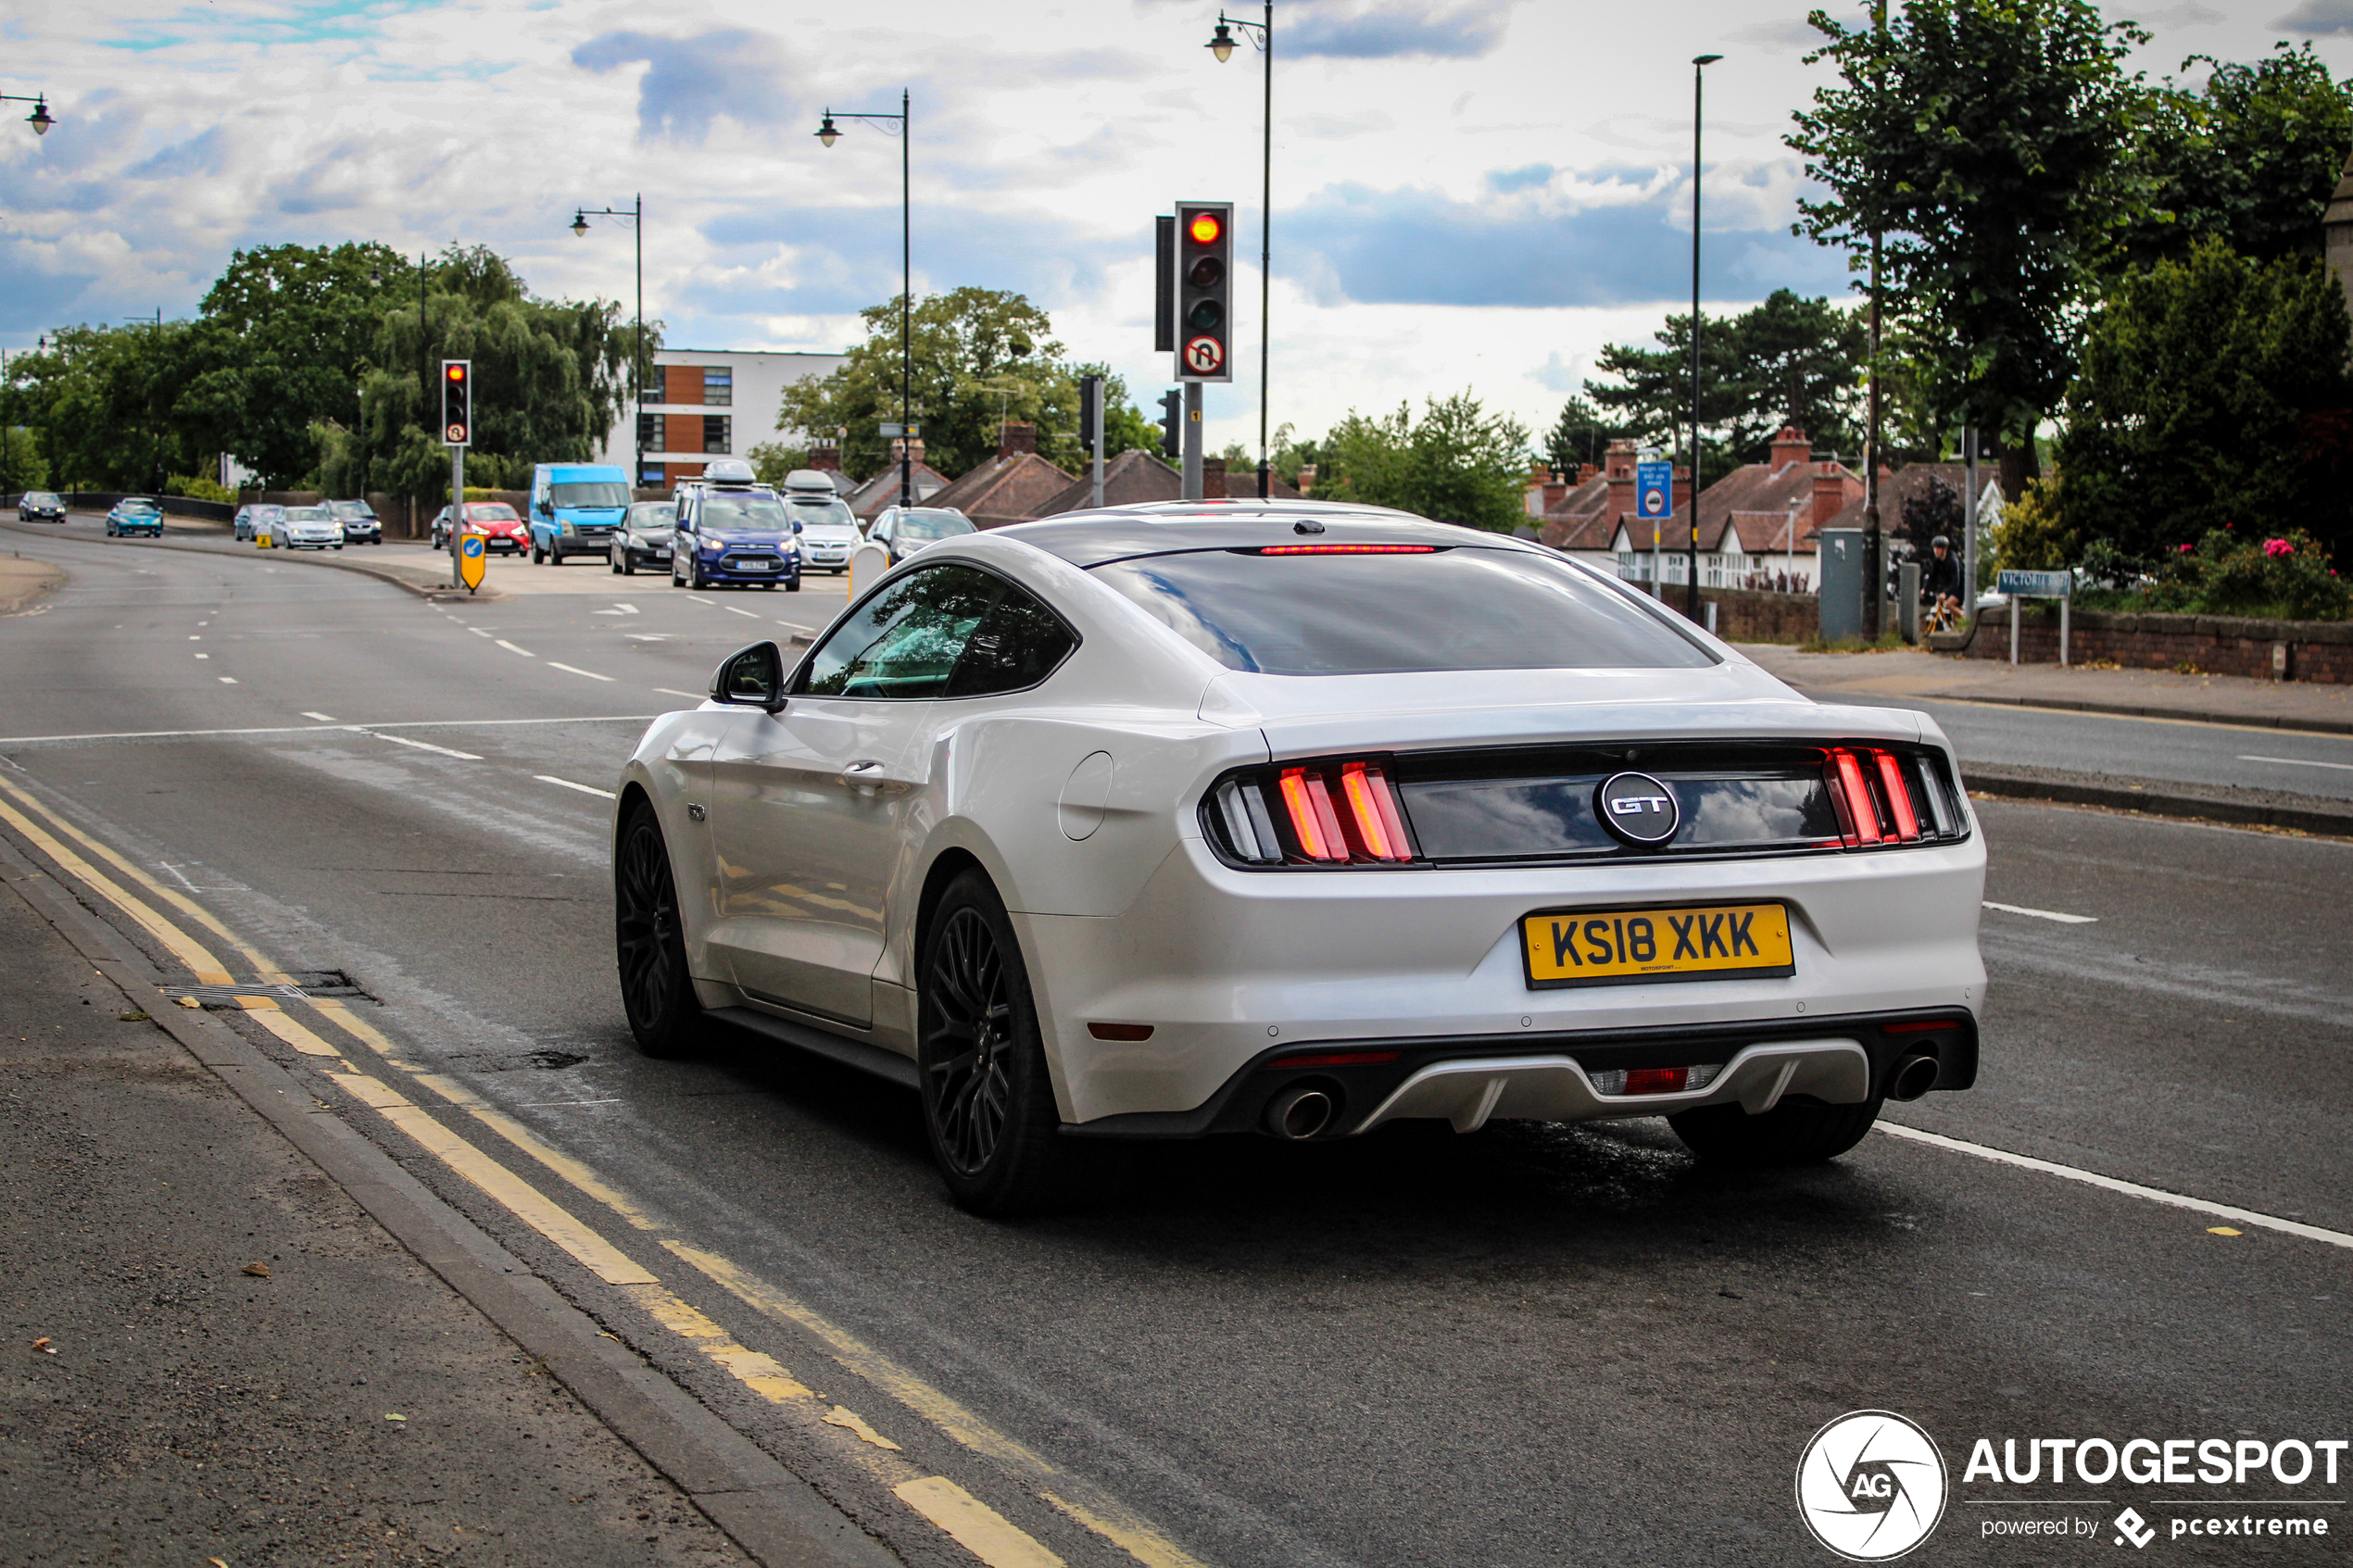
[4,0,2348,455]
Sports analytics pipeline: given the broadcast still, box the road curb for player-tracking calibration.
[1964,765,2353,837]
[1785,678,2353,737]
[0,516,509,603]
[0,556,64,615]
[0,831,892,1568]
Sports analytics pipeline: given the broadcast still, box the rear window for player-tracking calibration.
[1088,546,1715,675]
[896,510,972,542]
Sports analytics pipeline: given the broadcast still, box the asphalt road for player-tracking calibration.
[3,521,2348,1566]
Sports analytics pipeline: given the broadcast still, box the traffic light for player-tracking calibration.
[441,360,472,447]
[1174,201,1233,383]
[1158,389,1183,458]
[1077,374,1101,456]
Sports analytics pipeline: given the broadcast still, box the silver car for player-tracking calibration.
[868,505,974,566]
[271,504,344,550]
[785,491,862,574]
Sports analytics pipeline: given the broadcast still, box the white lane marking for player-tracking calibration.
[193,653,208,659]
[653,688,704,700]
[367,732,484,760]
[1982,899,2096,924]
[685,595,715,605]
[546,662,615,683]
[535,774,616,799]
[1877,1122,2353,1251]
[188,634,200,641]
[495,639,535,657]
[467,626,492,637]
[218,676,237,684]
[0,715,659,745]
[594,603,640,616]
[301,712,338,722]
[724,606,760,618]
[2240,753,2353,772]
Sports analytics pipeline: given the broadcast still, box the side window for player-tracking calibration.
[798,565,1003,700]
[946,581,1077,697]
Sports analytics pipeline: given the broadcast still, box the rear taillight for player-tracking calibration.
[1211,761,1418,866]
[1823,746,1943,847]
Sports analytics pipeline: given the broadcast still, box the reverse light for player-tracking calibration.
[1588,1063,1721,1097]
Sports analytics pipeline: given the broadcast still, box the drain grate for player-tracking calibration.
[158,970,378,1007]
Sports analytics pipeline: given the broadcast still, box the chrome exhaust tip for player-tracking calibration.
[1265,1086,1335,1141]
[1888,1054,1940,1103]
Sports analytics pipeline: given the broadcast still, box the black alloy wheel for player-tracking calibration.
[614,803,701,1058]
[917,872,1106,1214]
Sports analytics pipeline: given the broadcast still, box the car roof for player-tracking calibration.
[992,499,1542,569]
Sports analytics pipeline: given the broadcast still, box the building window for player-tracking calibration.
[703,367,732,406]
[703,416,731,455]
[638,413,665,451]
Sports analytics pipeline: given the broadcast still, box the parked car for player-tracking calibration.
[329,499,383,546]
[269,504,344,550]
[17,491,64,523]
[669,459,801,592]
[868,505,974,566]
[105,497,164,537]
[610,499,1987,1213]
[233,503,283,542]
[609,502,676,575]
[783,470,862,574]
[431,502,530,555]
[529,462,631,564]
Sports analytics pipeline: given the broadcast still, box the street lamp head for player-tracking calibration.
[815,113,840,148]
[27,97,53,136]
[1693,53,1723,66]
[570,209,589,237]
[1207,20,1237,62]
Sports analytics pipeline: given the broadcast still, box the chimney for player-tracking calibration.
[1603,436,1638,481]
[889,436,925,466]
[1813,460,1847,530]
[808,440,842,472]
[1296,463,1316,495]
[1605,448,1637,538]
[1201,457,1228,496]
[1541,476,1569,513]
[998,420,1038,458]
[1770,425,1811,474]
[1578,462,1599,484]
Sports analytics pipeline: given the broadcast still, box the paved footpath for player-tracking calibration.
[0,865,754,1566]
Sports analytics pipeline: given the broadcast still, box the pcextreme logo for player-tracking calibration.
[1797,1411,1951,1561]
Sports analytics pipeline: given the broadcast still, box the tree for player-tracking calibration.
[2128,44,2353,269]
[1788,0,2152,491]
[179,243,416,488]
[776,291,1150,481]
[2052,238,2353,564]
[4,321,210,491]
[1542,395,1628,474]
[1316,391,1531,532]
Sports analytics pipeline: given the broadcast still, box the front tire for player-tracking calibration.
[615,802,701,1059]
[1667,1096,1883,1167]
[917,872,1094,1214]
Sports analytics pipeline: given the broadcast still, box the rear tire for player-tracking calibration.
[615,801,702,1059]
[917,872,1096,1215]
[1667,1097,1883,1167]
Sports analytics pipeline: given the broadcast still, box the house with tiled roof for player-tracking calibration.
[922,423,1076,531]
[1544,430,1865,595]
[1815,462,2006,555]
[1031,449,1304,519]
[846,439,954,521]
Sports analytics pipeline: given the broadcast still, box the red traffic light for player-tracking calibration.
[1187,210,1222,245]
[446,364,466,383]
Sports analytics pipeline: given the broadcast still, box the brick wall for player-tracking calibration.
[1632,585,1821,644]
[1948,604,2353,683]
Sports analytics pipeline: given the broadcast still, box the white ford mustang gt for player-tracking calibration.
[612,501,1987,1212]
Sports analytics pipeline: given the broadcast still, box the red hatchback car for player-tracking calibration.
[433,502,530,556]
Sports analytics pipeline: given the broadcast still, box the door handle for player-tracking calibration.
[839,759,887,796]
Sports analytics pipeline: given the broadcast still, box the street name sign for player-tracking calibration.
[1996,569,2070,597]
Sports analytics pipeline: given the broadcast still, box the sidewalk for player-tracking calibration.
[1740,643,2353,735]
[1,554,64,616]
[0,868,749,1564]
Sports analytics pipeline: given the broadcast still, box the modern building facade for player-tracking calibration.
[599,348,846,489]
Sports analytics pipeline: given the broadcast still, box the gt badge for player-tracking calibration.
[1596,771,1680,847]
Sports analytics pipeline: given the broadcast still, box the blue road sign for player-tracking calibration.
[1634,460,1673,522]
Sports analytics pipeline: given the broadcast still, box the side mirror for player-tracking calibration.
[792,520,804,533]
[711,640,788,713]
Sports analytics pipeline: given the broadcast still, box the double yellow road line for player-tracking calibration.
[0,774,1206,1568]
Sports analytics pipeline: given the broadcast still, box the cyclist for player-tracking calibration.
[1920,534,1964,633]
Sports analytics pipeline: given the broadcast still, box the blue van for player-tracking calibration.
[527,462,632,564]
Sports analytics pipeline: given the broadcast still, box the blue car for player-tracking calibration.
[669,459,802,592]
[106,497,164,537]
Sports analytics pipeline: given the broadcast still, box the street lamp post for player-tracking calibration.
[1687,53,1721,621]
[1206,6,1274,498]
[0,92,55,137]
[570,196,646,490]
[816,93,914,510]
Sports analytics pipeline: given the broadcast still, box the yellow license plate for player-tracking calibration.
[1521,903,1795,989]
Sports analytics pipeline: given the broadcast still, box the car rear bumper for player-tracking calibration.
[1014,833,1987,1126]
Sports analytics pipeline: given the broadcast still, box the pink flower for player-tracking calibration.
[2263,537,2295,558]
[2179,543,2194,553]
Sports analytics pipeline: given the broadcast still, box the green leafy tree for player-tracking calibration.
[1542,395,1628,474]
[2052,237,2353,563]
[2128,44,2353,269]
[1788,0,2153,490]
[179,243,416,487]
[1317,391,1531,532]
[4,322,210,491]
